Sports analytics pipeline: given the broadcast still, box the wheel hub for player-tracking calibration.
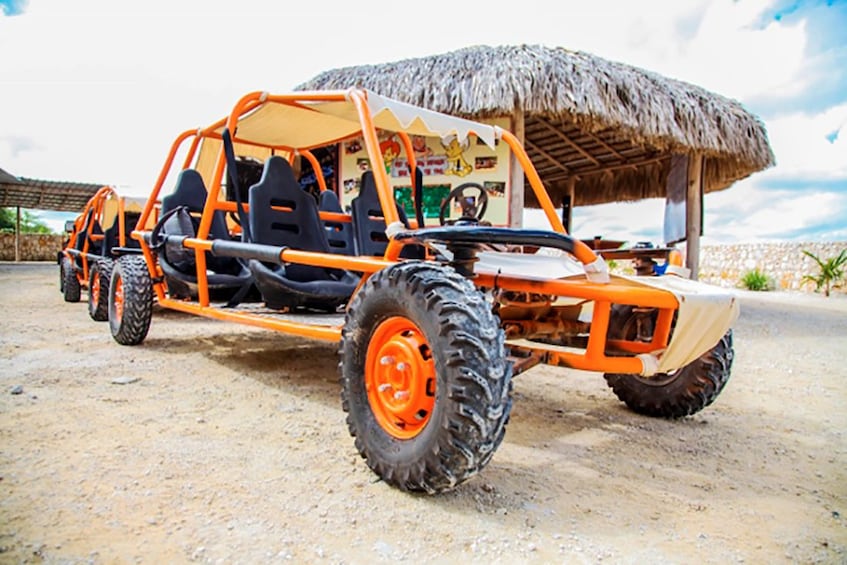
[113,277,124,323]
[365,317,435,439]
[91,272,100,308]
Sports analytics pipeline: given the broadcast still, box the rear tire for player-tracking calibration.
[604,306,733,418]
[109,256,153,345]
[62,257,81,303]
[88,258,113,321]
[340,262,512,493]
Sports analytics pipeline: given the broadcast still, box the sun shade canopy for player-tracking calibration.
[222,90,499,150]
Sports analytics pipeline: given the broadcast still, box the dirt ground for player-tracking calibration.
[1,262,845,564]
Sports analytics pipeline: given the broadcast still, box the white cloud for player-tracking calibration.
[762,103,847,180]
[525,172,847,246]
[540,0,809,102]
[678,0,808,100]
[525,199,666,245]
[703,178,846,243]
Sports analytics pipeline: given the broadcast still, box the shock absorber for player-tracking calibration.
[446,243,479,277]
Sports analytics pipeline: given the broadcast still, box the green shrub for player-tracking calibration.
[740,268,771,291]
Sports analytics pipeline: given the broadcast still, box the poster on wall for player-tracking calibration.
[337,118,512,226]
[394,184,452,221]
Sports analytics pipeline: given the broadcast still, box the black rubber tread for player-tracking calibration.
[59,257,66,293]
[87,258,113,322]
[62,257,81,303]
[340,261,512,493]
[604,305,733,418]
[109,255,153,346]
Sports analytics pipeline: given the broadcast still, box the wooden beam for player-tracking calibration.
[534,116,600,166]
[686,153,703,280]
[583,129,626,160]
[508,109,526,228]
[544,154,669,183]
[524,138,570,176]
[571,153,666,176]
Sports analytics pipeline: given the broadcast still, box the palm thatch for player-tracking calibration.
[297,44,775,207]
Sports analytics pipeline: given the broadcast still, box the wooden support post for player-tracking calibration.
[685,154,703,279]
[508,109,525,228]
[565,177,576,234]
[15,206,21,263]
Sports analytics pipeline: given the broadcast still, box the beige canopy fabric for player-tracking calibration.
[100,196,147,230]
[619,273,739,374]
[195,138,283,190]
[194,90,500,187]
[223,91,498,149]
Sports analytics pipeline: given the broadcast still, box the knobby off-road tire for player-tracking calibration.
[340,262,512,493]
[62,257,81,303]
[59,256,66,293]
[87,258,113,322]
[604,306,734,418]
[109,255,153,346]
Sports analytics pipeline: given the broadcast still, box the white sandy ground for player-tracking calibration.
[0,262,845,564]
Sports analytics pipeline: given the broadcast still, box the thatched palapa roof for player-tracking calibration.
[297,44,775,207]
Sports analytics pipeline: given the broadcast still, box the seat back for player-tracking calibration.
[318,190,355,255]
[88,222,103,256]
[73,208,95,251]
[249,157,332,281]
[102,211,142,254]
[71,208,103,260]
[123,212,142,249]
[351,171,412,256]
[101,219,118,256]
[161,169,230,241]
[160,169,234,273]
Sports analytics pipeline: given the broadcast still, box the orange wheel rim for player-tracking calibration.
[113,277,124,323]
[365,316,436,439]
[91,273,100,308]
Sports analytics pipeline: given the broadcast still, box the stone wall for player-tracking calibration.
[0,234,65,262]
[699,241,847,293]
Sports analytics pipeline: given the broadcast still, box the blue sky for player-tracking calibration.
[0,0,26,16]
[1,0,845,244]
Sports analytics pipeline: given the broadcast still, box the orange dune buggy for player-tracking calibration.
[110,89,738,493]
[59,186,147,320]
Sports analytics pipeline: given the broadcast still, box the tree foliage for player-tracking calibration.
[0,207,53,234]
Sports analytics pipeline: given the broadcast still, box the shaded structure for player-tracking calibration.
[297,44,775,276]
[0,167,104,261]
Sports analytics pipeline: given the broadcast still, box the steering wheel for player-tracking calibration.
[438,183,489,226]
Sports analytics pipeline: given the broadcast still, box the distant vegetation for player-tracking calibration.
[740,268,772,291]
[802,249,847,297]
[0,208,53,234]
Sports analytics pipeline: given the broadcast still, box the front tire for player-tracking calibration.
[604,306,733,418]
[59,256,66,293]
[340,262,512,493]
[62,257,81,303]
[109,256,153,345]
[88,258,113,321]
